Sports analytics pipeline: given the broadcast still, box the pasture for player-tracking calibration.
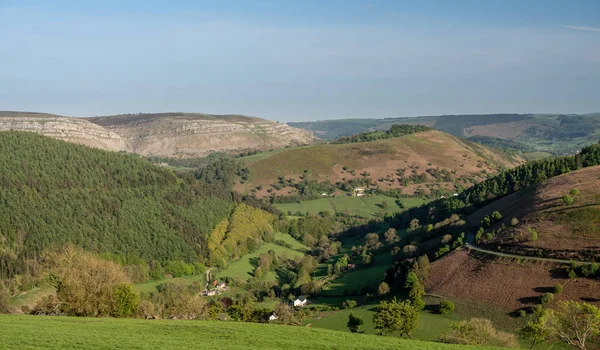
[274,195,426,217]
[0,314,501,350]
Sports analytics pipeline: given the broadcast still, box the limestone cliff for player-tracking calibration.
[0,111,315,157]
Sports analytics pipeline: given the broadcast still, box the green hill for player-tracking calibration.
[236,130,523,198]
[0,131,236,278]
[0,314,501,350]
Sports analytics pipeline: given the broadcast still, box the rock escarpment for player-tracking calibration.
[0,112,315,157]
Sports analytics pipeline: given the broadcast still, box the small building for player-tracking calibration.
[216,282,228,291]
[321,192,328,197]
[347,263,357,271]
[353,188,365,197]
[293,296,308,307]
[268,313,278,322]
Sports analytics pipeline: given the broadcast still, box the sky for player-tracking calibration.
[1,0,599,122]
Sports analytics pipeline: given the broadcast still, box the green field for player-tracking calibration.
[274,231,309,251]
[0,315,502,349]
[217,242,305,282]
[274,195,426,217]
[321,254,394,297]
[523,151,553,160]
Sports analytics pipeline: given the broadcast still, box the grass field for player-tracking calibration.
[0,315,502,349]
[274,195,426,217]
[274,231,309,251]
[217,242,305,282]
[321,254,394,297]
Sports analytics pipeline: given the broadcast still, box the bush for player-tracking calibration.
[518,309,527,318]
[510,217,519,226]
[377,282,390,296]
[438,300,455,315]
[569,188,580,196]
[540,292,554,307]
[568,269,578,279]
[439,318,519,348]
[342,300,357,309]
[554,283,564,294]
[562,194,574,205]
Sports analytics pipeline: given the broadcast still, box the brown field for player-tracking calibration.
[464,120,535,139]
[237,130,523,197]
[467,166,600,257]
[426,249,600,312]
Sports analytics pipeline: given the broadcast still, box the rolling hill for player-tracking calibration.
[0,111,314,157]
[290,113,600,156]
[236,130,524,197]
[467,165,600,262]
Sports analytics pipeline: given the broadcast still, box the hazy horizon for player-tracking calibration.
[1,0,599,122]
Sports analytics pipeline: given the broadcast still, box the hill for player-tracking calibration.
[0,314,501,350]
[236,130,524,198]
[290,113,600,156]
[0,111,314,157]
[466,165,600,261]
[0,131,238,274]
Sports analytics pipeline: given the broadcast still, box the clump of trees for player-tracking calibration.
[333,124,431,144]
[438,300,455,315]
[347,312,364,333]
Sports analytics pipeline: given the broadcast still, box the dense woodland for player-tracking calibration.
[332,124,432,144]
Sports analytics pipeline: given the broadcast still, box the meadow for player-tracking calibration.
[273,195,426,217]
[0,314,502,350]
[216,242,305,282]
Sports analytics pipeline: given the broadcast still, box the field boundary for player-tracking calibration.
[465,244,597,265]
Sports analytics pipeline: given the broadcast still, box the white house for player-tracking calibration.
[268,313,278,322]
[293,296,308,307]
[353,188,365,197]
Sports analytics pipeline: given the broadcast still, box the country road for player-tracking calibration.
[465,243,598,265]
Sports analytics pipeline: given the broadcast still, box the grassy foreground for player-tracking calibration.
[0,315,502,350]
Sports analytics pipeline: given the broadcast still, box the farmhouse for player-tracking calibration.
[353,188,365,197]
[293,296,308,307]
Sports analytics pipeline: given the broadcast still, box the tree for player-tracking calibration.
[377,282,390,296]
[544,301,600,350]
[383,228,400,245]
[408,281,425,311]
[554,283,564,294]
[381,201,389,209]
[540,292,554,307]
[111,284,140,318]
[439,318,519,348]
[438,300,455,315]
[347,312,364,333]
[510,217,519,226]
[570,188,580,196]
[373,298,420,338]
[365,233,382,252]
[519,312,551,350]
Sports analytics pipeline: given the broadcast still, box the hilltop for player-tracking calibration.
[290,113,600,156]
[236,130,523,198]
[0,111,314,157]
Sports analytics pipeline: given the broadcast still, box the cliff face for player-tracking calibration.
[0,112,315,157]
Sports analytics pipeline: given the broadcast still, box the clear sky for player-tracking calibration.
[1,0,599,121]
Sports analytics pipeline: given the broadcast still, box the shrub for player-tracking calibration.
[342,300,357,309]
[529,229,538,242]
[554,283,564,294]
[518,310,527,318]
[438,300,455,315]
[568,269,578,279]
[0,285,10,314]
[540,293,554,307]
[439,318,519,348]
[510,217,519,226]
[562,194,574,205]
[569,188,580,195]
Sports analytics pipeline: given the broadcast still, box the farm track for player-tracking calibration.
[465,244,597,265]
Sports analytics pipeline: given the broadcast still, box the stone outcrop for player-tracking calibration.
[0,112,315,157]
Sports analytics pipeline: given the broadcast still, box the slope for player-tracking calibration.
[0,131,233,270]
[0,111,315,157]
[467,165,600,261]
[236,130,524,197]
[0,315,500,350]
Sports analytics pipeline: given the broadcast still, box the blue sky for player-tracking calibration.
[1,1,599,121]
